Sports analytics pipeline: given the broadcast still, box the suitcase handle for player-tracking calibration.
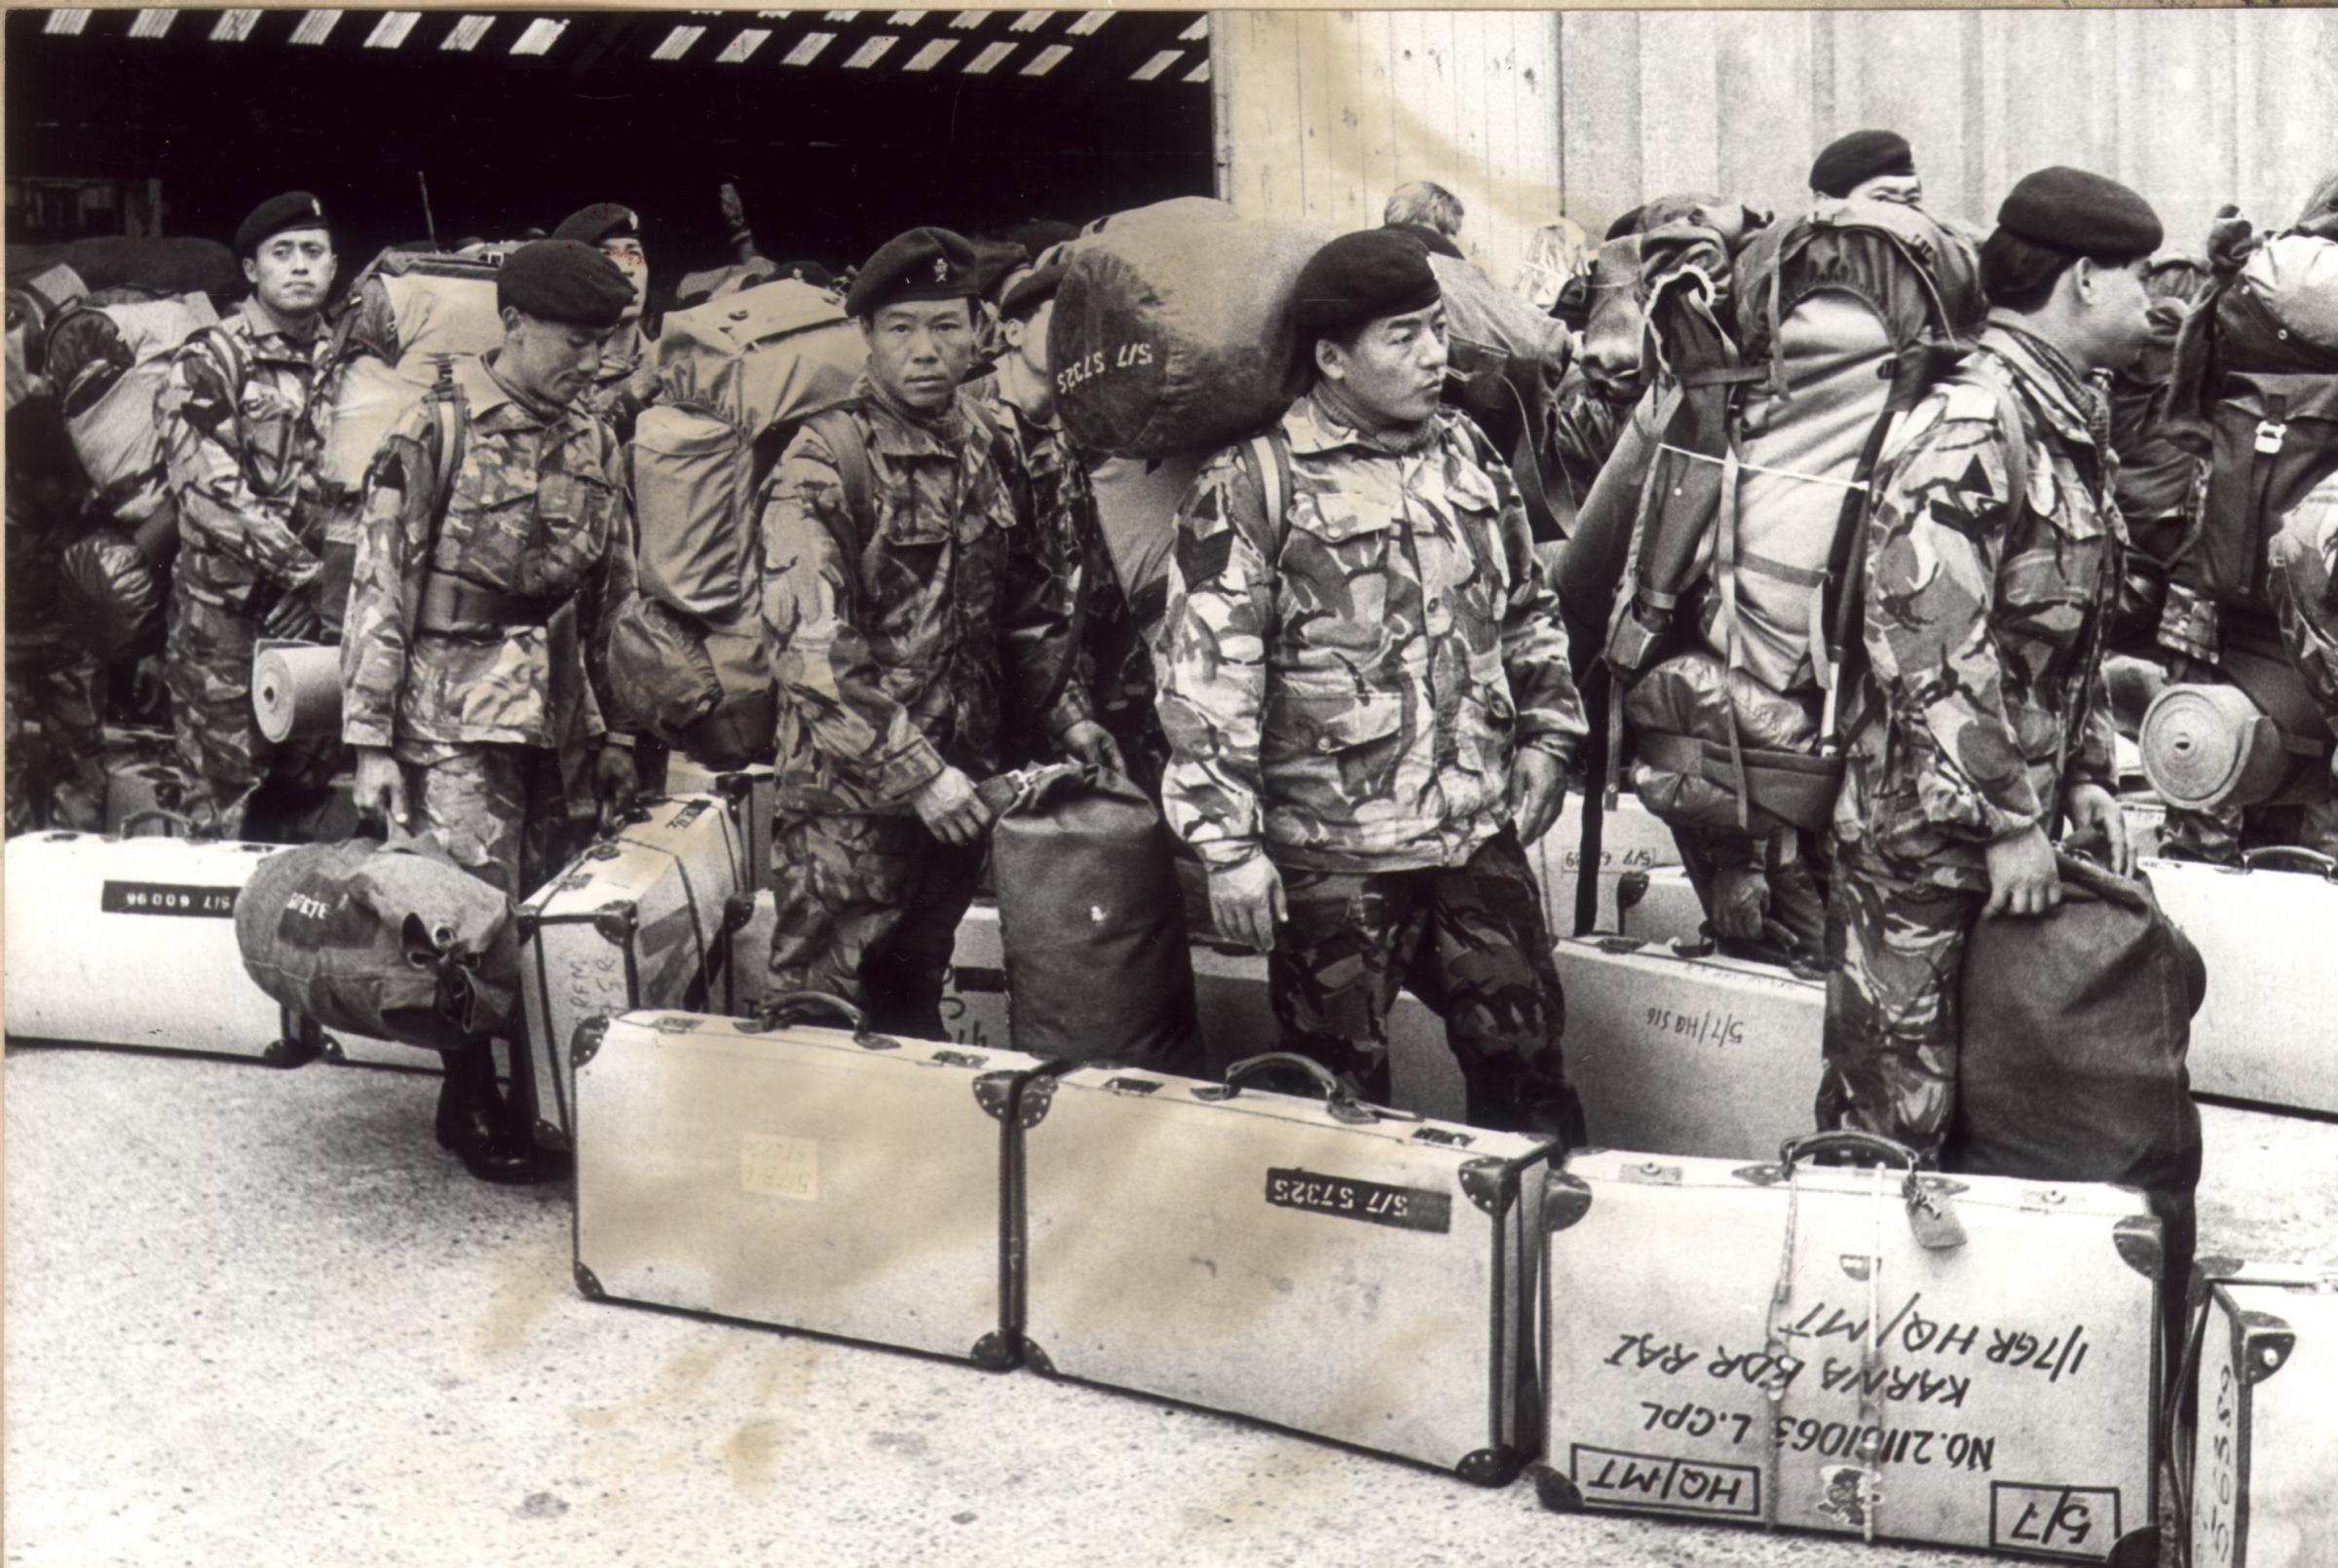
[1778,1130,1920,1174]
[2240,844,2338,879]
[759,990,867,1032]
[1203,1052,1382,1125]
[116,807,204,840]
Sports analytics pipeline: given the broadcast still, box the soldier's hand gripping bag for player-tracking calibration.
[1049,216,1335,460]
[236,829,520,1050]
[1945,853,2206,1316]
[980,764,1204,1073]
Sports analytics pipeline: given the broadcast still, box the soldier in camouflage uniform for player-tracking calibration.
[549,204,660,443]
[153,192,345,840]
[1824,168,2163,1159]
[5,400,106,835]
[343,240,642,1185]
[1157,229,1590,1138]
[759,228,1113,1038]
[966,255,1169,790]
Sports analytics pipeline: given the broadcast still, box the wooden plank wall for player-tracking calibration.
[1213,10,2338,283]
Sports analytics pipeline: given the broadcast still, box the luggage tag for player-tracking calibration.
[1903,1173,1968,1251]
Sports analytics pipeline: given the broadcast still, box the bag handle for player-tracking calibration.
[1778,1129,1920,1174]
[1195,1052,1387,1125]
[116,807,203,840]
[758,989,865,1028]
[2240,845,2338,879]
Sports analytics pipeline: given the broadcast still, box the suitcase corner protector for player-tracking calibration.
[1454,1445,1523,1488]
[967,1332,1022,1373]
[2106,1525,2161,1568]
[1016,1336,1055,1376]
[1530,1464,1584,1513]
[2111,1214,2164,1280]
[2238,1310,2297,1385]
[573,1261,606,1301]
[1542,1173,1595,1232]
[570,1016,611,1071]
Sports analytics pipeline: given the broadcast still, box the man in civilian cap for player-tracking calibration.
[153,189,342,840]
[1155,228,1590,1139]
[967,253,1171,795]
[341,239,644,1184]
[1811,129,1923,205]
[1824,167,2164,1160]
[548,201,658,439]
[758,226,1111,1036]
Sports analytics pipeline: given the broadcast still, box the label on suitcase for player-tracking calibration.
[663,756,775,895]
[1020,1060,1556,1479]
[1541,1145,2163,1561]
[1552,936,1823,1160]
[572,1008,1051,1364]
[2,830,315,1063]
[2182,1264,2338,1568]
[2143,855,2338,1114]
[516,795,751,1148]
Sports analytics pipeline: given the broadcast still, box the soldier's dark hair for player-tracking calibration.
[1980,231,2086,313]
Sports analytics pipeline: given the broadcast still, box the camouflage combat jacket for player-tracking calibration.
[154,297,335,612]
[2270,476,2338,749]
[757,373,1087,816]
[1157,391,1588,875]
[965,371,1161,779]
[1832,321,2122,888]
[341,353,633,754]
[577,319,659,442]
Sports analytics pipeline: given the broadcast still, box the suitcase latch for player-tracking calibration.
[1618,1160,1681,1187]
[1412,1127,1474,1148]
[1104,1077,1162,1097]
[929,1049,989,1070]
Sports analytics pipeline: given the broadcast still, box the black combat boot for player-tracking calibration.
[436,1038,571,1185]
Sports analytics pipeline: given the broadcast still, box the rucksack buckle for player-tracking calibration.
[2254,419,2287,456]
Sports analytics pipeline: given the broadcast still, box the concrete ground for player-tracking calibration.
[7,1046,2336,1568]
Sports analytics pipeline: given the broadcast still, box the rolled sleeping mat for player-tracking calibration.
[2139,683,2323,810]
[252,641,343,744]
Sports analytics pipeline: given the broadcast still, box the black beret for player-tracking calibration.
[1005,220,1079,257]
[1810,130,1915,199]
[847,227,982,318]
[1996,167,2165,262]
[234,191,330,259]
[495,240,635,328]
[550,203,640,247]
[1291,229,1442,338]
[997,262,1068,321]
[1385,222,1464,260]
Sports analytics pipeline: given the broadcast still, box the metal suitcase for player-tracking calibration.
[571,1003,1052,1365]
[2144,851,2338,1114]
[1552,936,1823,1160]
[516,795,754,1148]
[1019,1055,1557,1480]
[1540,1139,2164,1563]
[664,756,776,894]
[2176,1263,2338,1568]
[3,827,316,1064]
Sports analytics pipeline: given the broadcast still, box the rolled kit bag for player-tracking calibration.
[979,763,1204,1072]
[236,830,520,1051]
[2141,681,2330,810]
[251,640,342,743]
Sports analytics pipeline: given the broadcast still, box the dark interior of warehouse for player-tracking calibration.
[7,7,1217,289]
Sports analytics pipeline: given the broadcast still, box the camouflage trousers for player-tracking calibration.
[1266,829,1585,1140]
[1817,848,1987,1162]
[396,741,578,906]
[165,588,337,840]
[767,810,986,1041]
[4,646,106,835]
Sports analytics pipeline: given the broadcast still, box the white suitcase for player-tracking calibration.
[2144,851,2338,1115]
[1019,1056,1557,1479]
[664,756,775,895]
[516,795,753,1147]
[1528,792,1684,937]
[1612,866,1711,946]
[1541,1140,2164,1562]
[571,1004,1052,1365]
[1552,936,1824,1160]
[2179,1263,2338,1568]
[3,828,316,1064]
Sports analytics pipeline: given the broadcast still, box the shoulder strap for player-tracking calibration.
[398,362,471,651]
[803,406,874,622]
[1238,427,1295,558]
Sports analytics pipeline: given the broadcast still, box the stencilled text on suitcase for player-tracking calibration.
[1263,1168,1452,1233]
[1570,1444,1761,1517]
[1989,1483,2122,1556]
[1642,1004,1747,1049]
[101,880,239,917]
[740,1134,819,1201]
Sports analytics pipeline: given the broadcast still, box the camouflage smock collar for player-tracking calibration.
[462,352,573,429]
[854,370,970,456]
[1974,318,2100,450]
[232,295,329,358]
[1286,385,1444,459]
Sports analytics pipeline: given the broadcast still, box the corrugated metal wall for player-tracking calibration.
[1213,9,2338,284]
